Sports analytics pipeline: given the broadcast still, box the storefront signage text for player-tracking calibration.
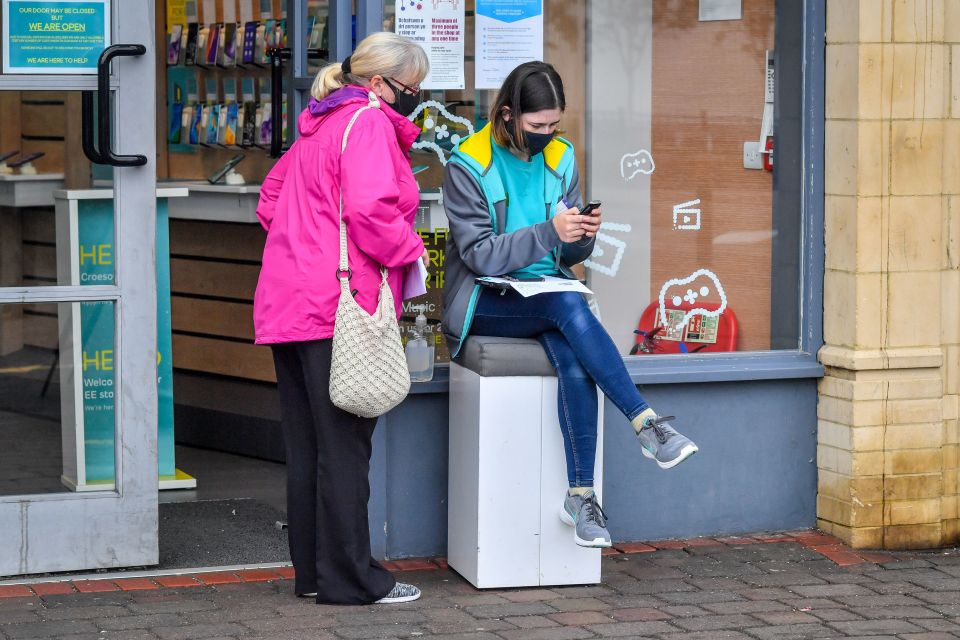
[2,0,110,74]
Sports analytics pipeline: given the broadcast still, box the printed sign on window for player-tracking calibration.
[395,0,465,90]
[2,0,110,74]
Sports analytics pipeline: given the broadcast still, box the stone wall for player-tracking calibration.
[819,0,960,549]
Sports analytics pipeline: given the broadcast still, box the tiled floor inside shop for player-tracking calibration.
[1,344,291,569]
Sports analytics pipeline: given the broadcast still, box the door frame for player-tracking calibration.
[0,0,159,577]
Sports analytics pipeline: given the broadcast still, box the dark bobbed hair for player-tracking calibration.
[490,61,566,153]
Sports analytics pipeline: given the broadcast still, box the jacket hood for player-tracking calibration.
[299,85,422,150]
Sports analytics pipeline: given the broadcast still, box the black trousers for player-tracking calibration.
[271,339,395,604]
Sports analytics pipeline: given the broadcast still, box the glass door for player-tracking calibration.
[0,0,159,576]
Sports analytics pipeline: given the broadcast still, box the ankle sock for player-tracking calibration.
[631,407,657,434]
[568,486,593,497]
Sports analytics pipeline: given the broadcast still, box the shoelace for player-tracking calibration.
[389,583,418,598]
[641,415,677,444]
[583,494,608,528]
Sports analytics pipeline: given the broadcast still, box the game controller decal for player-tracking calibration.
[408,100,475,165]
[584,222,631,277]
[657,268,728,333]
[672,198,702,231]
[620,149,655,181]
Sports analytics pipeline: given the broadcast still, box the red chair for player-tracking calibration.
[632,300,738,355]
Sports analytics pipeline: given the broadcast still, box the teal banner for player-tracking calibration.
[2,0,110,74]
[77,199,176,485]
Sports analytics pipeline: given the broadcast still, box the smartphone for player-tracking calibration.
[580,200,601,216]
[8,152,43,168]
[505,274,545,282]
[207,153,245,184]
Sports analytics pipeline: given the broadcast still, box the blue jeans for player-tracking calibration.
[471,289,649,487]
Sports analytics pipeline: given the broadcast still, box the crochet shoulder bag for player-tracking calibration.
[329,92,411,418]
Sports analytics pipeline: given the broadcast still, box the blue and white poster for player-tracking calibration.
[2,0,110,74]
[475,0,542,89]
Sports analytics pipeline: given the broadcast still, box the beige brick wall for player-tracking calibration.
[820,0,960,549]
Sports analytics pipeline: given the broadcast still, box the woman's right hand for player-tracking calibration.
[552,209,586,243]
[422,247,430,268]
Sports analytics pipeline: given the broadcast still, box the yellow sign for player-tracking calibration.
[166,0,186,27]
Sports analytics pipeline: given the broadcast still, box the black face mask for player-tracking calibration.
[383,79,422,118]
[506,120,554,157]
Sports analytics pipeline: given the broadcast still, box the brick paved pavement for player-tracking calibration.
[2,535,960,639]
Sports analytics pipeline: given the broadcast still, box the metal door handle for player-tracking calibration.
[81,92,105,164]
[82,44,148,167]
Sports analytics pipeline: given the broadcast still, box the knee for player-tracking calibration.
[557,298,596,335]
[544,338,589,380]
[562,359,591,381]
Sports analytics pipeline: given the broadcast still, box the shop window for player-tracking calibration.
[586,0,801,356]
[382,0,801,361]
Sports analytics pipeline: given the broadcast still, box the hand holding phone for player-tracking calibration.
[580,200,601,216]
[579,200,602,239]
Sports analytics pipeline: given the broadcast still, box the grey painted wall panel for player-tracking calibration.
[604,380,818,541]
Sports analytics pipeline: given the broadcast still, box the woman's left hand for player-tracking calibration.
[422,247,431,268]
[581,206,602,238]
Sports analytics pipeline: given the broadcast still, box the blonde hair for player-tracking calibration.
[311,32,429,101]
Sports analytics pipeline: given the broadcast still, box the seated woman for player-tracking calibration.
[441,61,699,549]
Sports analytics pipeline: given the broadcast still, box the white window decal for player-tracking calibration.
[620,149,655,181]
[657,268,728,333]
[672,198,702,231]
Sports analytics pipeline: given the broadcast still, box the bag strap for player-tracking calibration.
[336,91,386,284]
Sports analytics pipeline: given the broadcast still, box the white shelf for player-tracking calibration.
[163,181,262,224]
[52,188,189,201]
[0,173,65,207]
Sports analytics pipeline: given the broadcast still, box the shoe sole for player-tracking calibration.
[574,534,612,548]
[376,592,421,604]
[641,443,699,470]
[559,506,612,548]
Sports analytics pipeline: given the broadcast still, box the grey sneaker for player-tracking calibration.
[637,414,698,469]
[559,490,612,548]
[375,582,421,604]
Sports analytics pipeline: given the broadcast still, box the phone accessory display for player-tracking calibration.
[205,23,222,66]
[167,24,183,65]
[168,84,184,143]
[242,22,258,65]
[223,23,238,67]
[0,150,19,175]
[7,151,44,175]
[190,104,204,144]
[184,23,199,65]
[196,25,209,64]
[208,153,246,185]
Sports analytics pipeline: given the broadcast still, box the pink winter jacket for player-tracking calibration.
[253,86,425,345]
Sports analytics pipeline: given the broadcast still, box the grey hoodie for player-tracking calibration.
[440,160,596,358]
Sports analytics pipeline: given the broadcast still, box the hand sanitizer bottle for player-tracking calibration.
[405,306,435,382]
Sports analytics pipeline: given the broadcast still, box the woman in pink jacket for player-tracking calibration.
[253,32,428,605]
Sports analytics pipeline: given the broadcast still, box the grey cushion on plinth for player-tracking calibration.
[454,336,556,378]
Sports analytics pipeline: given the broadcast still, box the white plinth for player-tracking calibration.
[447,363,604,588]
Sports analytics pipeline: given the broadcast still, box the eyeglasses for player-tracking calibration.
[388,77,421,96]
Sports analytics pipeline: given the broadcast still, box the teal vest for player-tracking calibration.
[446,124,577,356]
